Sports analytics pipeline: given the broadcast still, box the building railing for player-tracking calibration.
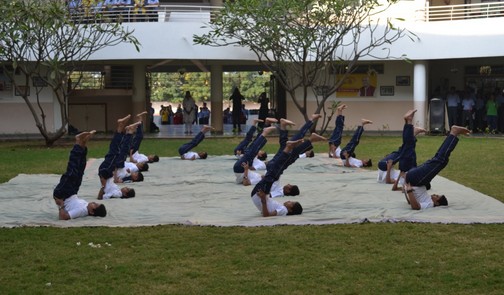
[69,4,222,23]
[70,65,134,90]
[70,2,504,24]
[425,1,504,21]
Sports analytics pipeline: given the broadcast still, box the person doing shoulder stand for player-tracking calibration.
[53,131,107,220]
[129,111,159,165]
[391,110,426,192]
[250,119,327,217]
[97,115,137,200]
[178,125,214,160]
[403,109,471,210]
[251,134,326,217]
[234,124,277,185]
[327,104,373,167]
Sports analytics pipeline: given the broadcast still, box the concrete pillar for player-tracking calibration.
[413,61,428,129]
[133,63,147,127]
[210,65,223,134]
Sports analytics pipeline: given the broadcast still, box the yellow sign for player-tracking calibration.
[336,74,377,97]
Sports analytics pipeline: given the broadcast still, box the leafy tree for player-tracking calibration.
[150,71,270,106]
[194,0,414,133]
[0,0,139,146]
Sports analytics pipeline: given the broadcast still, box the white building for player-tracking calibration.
[1,0,503,135]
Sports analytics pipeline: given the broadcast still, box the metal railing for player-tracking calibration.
[70,65,134,90]
[70,2,504,23]
[69,4,222,23]
[425,1,504,21]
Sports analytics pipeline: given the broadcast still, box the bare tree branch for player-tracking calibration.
[0,0,140,146]
[194,0,415,133]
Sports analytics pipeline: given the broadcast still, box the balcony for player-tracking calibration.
[70,2,504,24]
[425,1,504,21]
[69,4,221,23]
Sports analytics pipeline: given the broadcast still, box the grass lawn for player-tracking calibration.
[0,134,503,294]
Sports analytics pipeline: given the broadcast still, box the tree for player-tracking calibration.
[194,0,414,133]
[149,71,270,104]
[0,0,140,146]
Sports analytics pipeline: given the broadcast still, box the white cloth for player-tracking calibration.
[115,162,139,179]
[103,177,122,199]
[182,151,200,160]
[132,151,149,163]
[398,176,405,187]
[335,146,342,158]
[248,172,263,185]
[235,170,262,185]
[182,97,196,124]
[270,181,284,198]
[377,168,400,183]
[346,157,363,168]
[412,186,434,209]
[115,167,129,180]
[299,153,307,158]
[115,162,138,180]
[1,156,504,227]
[251,194,288,216]
[125,162,138,173]
[252,158,266,170]
[64,195,89,219]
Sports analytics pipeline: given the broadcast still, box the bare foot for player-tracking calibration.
[265,117,278,124]
[261,126,277,137]
[311,114,322,121]
[75,130,96,147]
[126,122,142,134]
[414,127,427,136]
[86,130,96,141]
[253,118,264,125]
[117,114,131,132]
[309,133,327,143]
[337,104,347,115]
[75,131,89,143]
[285,139,304,151]
[202,125,215,133]
[450,125,471,136]
[280,118,296,130]
[361,119,373,126]
[404,109,417,124]
[136,111,148,119]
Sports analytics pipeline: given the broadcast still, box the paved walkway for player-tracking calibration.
[1,115,502,141]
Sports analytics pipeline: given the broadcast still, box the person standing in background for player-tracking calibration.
[461,91,475,131]
[257,92,269,131]
[182,91,196,134]
[230,87,244,133]
[446,87,461,128]
[495,88,504,133]
[486,93,498,134]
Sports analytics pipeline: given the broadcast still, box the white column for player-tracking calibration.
[133,63,147,127]
[413,61,428,129]
[210,65,223,134]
